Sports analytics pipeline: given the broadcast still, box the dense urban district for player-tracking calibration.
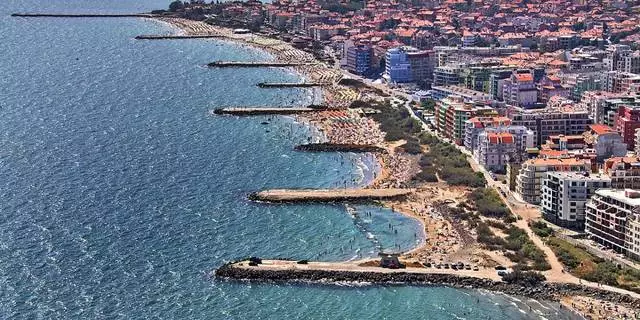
[150,0,640,318]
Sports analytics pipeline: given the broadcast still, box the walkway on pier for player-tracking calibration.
[250,188,413,202]
[135,34,225,40]
[224,259,501,281]
[11,13,154,18]
[212,107,323,116]
[208,61,316,68]
[257,82,332,88]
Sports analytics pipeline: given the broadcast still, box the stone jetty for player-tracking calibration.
[249,188,412,202]
[208,61,316,68]
[294,143,387,153]
[212,107,323,116]
[257,82,331,88]
[11,13,154,18]
[215,260,640,310]
[135,34,226,40]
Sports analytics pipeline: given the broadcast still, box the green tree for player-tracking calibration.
[169,0,184,12]
[420,99,435,112]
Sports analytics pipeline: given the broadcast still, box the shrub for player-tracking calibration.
[476,223,507,248]
[530,221,554,238]
[502,270,546,286]
[400,137,422,155]
[485,220,507,230]
[469,188,511,220]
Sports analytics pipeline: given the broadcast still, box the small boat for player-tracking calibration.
[261,121,269,125]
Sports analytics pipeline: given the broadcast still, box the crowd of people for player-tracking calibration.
[303,110,385,146]
[373,152,416,189]
[563,296,638,320]
[156,17,222,35]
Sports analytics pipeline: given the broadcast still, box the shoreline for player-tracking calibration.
[145,16,637,318]
[149,16,434,259]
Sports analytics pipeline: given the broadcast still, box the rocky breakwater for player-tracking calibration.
[257,82,330,88]
[11,13,154,17]
[248,188,413,203]
[294,143,387,153]
[215,262,640,309]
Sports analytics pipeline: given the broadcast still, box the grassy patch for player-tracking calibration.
[414,133,485,187]
[469,188,513,222]
[367,102,422,142]
[547,237,640,293]
[476,223,550,271]
[529,221,554,238]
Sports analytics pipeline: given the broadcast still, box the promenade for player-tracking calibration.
[250,188,413,202]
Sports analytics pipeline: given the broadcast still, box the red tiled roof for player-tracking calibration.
[590,124,615,135]
[515,74,533,82]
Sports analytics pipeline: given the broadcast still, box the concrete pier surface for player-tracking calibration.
[135,34,226,40]
[11,13,154,18]
[218,259,501,281]
[249,188,413,202]
[211,107,323,116]
[257,82,331,88]
[294,143,387,153]
[208,61,316,68]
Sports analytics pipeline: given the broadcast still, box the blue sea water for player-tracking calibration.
[0,1,581,319]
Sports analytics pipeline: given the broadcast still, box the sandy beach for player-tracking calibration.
[154,17,640,318]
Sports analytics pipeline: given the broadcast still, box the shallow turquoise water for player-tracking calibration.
[0,1,580,319]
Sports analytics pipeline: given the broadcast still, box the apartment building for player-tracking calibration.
[585,189,640,260]
[430,85,492,103]
[346,43,373,76]
[603,156,640,189]
[601,71,640,93]
[433,65,461,87]
[466,122,534,171]
[385,47,413,83]
[541,171,611,229]
[516,158,590,204]
[464,116,512,151]
[502,70,538,108]
[509,104,592,147]
[583,124,628,162]
[615,105,640,150]
[582,91,640,126]
[435,95,496,145]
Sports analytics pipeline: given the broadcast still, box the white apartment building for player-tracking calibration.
[541,171,611,229]
[473,126,534,171]
[628,212,640,261]
[585,189,640,261]
[516,158,590,204]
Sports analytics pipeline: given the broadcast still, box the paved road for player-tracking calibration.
[378,89,640,297]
